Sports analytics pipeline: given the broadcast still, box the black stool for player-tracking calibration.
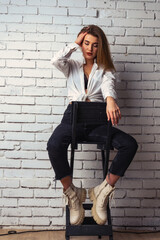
[65,101,113,240]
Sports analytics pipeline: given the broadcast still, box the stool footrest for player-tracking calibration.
[83,203,92,210]
[66,224,113,237]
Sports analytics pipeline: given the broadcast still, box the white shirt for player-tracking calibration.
[51,42,117,102]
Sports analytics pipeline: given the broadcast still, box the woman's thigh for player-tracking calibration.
[47,122,87,151]
[87,125,137,150]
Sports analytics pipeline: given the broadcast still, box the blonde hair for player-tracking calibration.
[78,25,115,72]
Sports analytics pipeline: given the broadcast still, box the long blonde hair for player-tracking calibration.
[78,25,115,72]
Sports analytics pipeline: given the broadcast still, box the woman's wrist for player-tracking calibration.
[106,96,115,103]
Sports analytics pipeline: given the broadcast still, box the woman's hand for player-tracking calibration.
[106,97,121,126]
[75,31,88,47]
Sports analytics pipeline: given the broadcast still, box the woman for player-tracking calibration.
[47,25,138,226]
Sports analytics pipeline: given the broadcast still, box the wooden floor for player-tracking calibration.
[0,230,160,240]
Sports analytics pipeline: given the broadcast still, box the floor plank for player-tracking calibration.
[0,229,160,240]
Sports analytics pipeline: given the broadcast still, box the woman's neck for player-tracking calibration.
[85,58,94,66]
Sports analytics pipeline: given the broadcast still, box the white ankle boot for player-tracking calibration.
[89,179,115,225]
[64,183,86,225]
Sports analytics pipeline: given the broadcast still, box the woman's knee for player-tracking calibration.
[126,135,138,154]
[47,135,63,152]
[47,127,71,152]
[47,137,54,152]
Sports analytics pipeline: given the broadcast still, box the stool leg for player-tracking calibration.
[66,206,70,240]
[65,234,69,240]
[109,234,113,240]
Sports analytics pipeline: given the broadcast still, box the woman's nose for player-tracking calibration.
[88,44,93,51]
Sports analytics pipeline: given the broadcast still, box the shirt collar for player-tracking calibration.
[79,56,98,69]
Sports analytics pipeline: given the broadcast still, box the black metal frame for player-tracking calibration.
[65,101,113,240]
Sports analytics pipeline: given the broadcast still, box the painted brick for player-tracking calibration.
[23,51,52,60]
[11,0,26,5]
[6,114,35,123]
[127,10,154,19]
[0,68,21,77]
[8,6,37,14]
[114,199,140,208]
[0,217,18,226]
[18,198,48,207]
[0,123,21,132]
[2,208,32,217]
[113,19,141,27]
[34,189,62,198]
[145,37,160,46]
[125,208,154,217]
[127,82,155,90]
[3,189,34,198]
[54,16,81,25]
[0,198,17,207]
[141,199,160,208]
[58,0,86,7]
[23,15,52,24]
[8,23,36,33]
[88,0,115,9]
[0,24,6,32]
[0,14,22,23]
[0,0,10,4]
[6,78,35,86]
[7,60,35,68]
[21,142,47,151]
[0,179,19,188]
[0,6,7,13]
[83,17,112,27]
[25,33,55,42]
[39,7,67,16]
[126,28,154,37]
[23,88,52,96]
[117,2,144,10]
[21,179,50,188]
[35,169,55,178]
[19,217,50,226]
[4,169,35,178]
[127,46,155,54]
[4,96,34,105]
[5,132,34,141]
[146,2,160,10]
[22,160,51,169]
[142,55,160,63]
[127,190,156,198]
[5,150,35,159]
[7,42,36,51]
[116,37,143,45]
[32,208,62,217]
[27,0,56,6]
[0,141,19,150]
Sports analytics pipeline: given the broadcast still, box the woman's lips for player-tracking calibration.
[86,52,92,56]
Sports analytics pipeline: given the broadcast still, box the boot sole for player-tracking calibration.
[75,188,86,225]
[81,188,87,202]
[73,206,85,225]
[71,188,86,225]
[88,188,106,225]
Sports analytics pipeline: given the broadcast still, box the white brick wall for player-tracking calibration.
[0,0,159,230]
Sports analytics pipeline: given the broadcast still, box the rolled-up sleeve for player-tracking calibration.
[51,42,79,78]
[101,71,117,100]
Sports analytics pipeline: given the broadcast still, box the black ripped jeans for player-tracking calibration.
[47,104,138,180]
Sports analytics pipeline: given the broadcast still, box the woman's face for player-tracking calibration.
[81,34,98,62]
